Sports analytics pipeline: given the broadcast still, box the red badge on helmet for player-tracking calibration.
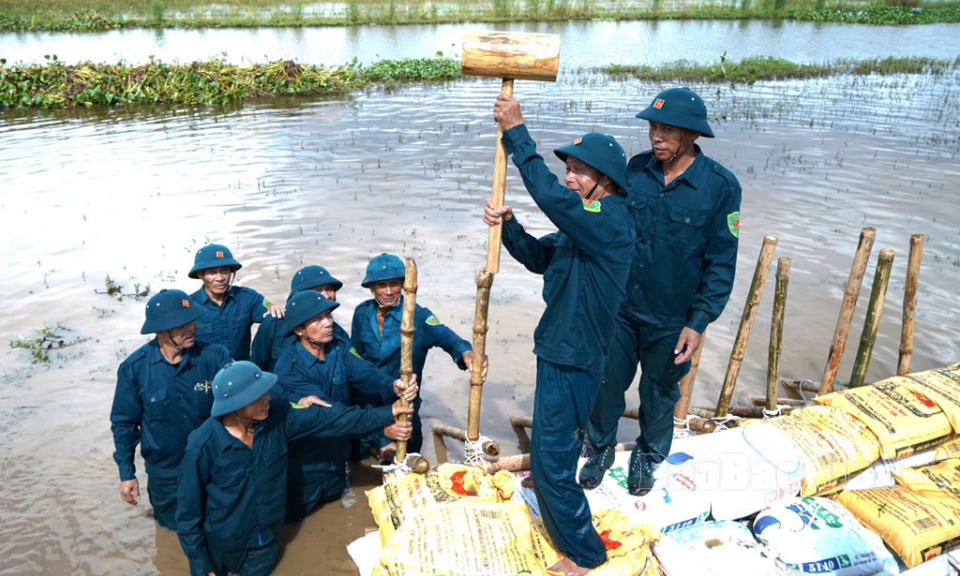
[182,299,190,308]
[573,137,582,145]
[216,251,224,258]
[653,98,665,109]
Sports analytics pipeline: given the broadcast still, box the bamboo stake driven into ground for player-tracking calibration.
[819,227,876,395]
[766,257,791,414]
[466,270,495,450]
[395,256,418,462]
[898,234,924,376]
[715,235,778,418]
[674,330,705,428]
[849,249,895,387]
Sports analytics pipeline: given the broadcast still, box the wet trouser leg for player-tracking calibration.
[530,357,607,569]
[210,540,280,576]
[635,326,690,465]
[286,461,347,522]
[586,313,641,450]
[146,474,178,531]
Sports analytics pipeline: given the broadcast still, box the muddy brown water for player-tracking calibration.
[1,70,959,575]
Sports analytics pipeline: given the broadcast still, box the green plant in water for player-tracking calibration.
[9,322,89,366]
[347,0,361,23]
[150,0,165,25]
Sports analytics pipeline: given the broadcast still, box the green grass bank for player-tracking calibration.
[2,55,957,109]
[2,0,960,31]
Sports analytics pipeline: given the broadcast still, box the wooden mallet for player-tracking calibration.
[462,31,561,274]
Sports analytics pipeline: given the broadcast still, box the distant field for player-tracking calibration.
[2,0,960,30]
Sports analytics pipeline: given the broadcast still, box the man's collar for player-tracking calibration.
[295,340,324,366]
[643,144,705,189]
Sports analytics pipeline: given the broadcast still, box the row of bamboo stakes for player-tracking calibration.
[427,227,925,469]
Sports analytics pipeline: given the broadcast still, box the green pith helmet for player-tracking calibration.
[140,289,206,335]
[361,253,404,288]
[210,361,278,417]
[188,244,243,279]
[290,265,343,296]
[281,291,341,337]
[635,87,715,138]
[554,133,629,193]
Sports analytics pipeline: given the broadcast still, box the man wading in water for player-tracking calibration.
[579,87,741,497]
[484,94,634,576]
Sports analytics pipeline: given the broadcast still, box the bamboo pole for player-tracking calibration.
[748,394,810,408]
[510,415,533,429]
[694,404,794,421]
[395,257,418,462]
[467,269,494,444]
[819,227,876,395]
[766,258,791,413]
[433,423,500,457]
[481,442,636,473]
[486,80,513,274]
[898,234,924,376]
[849,249,895,388]
[674,330,705,428]
[780,378,847,396]
[714,235,778,417]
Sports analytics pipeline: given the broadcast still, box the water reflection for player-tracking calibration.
[2,19,960,67]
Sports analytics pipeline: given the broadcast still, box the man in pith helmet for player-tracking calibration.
[350,252,484,456]
[188,243,282,361]
[175,361,413,576]
[251,264,348,372]
[581,86,741,498]
[110,289,231,531]
[485,94,635,576]
[274,291,417,521]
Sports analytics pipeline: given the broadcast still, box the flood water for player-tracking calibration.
[3,19,960,67]
[1,33,960,576]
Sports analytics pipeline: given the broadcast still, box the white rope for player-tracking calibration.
[711,415,741,432]
[673,416,692,439]
[797,379,816,402]
[374,451,425,476]
[464,435,493,466]
[762,406,783,418]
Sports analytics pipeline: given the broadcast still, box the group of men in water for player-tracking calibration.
[110,85,740,576]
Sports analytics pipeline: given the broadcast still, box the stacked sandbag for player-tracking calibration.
[895,367,960,435]
[531,511,661,576]
[572,449,711,534]
[752,496,898,575]
[743,405,881,496]
[843,449,939,491]
[815,377,953,460]
[672,423,804,519]
[836,459,960,569]
[653,520,796,576]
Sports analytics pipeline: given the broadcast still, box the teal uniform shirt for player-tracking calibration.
[175,400,394,576]
[500,124,635,375]
[251,311,349,372]
[621,146,741,333]
[273,337,395,470]
[111,340,231,481]
[190,285,270,361]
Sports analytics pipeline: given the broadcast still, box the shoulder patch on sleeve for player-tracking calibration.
[349,347,363,359]
[289,401,309,410]
[727,211,740,238]
[582,199,601,213]
[262,297,271,309]
[425,315,441,326]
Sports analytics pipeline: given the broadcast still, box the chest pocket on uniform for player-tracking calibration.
[668,207,709,252]
[142,387,171,421]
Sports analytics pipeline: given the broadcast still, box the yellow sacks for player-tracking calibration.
[935,438,960,462]
[893,459,960,498]
[374,502,549,576]
[815,381,952,460]
[896,367,960,434]
[745,405,880,496]
[836,485,960,568]
[367,464,515,545]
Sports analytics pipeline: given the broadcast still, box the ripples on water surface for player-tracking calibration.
[3,19,960,66]
[1,71,959,574]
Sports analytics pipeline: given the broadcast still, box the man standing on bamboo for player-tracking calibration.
[579,87,741,497]
[484,95,634,576]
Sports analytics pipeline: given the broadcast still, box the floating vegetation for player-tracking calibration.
[95,274,152,301]
[0,0,959,31]
[9,322,89,366]
[0,56,461,108]
[603,55,960,86]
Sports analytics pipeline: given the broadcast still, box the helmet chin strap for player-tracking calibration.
[584,181,601,201]
[165,331,186,351]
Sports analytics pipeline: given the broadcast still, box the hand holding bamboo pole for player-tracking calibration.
[395,256,418,462]
[715,235,778,418]
[766,258,791,414]
[898,234,924,376]
[819,227,876,395]
[849,249,895,387]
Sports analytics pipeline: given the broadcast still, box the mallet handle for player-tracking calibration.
[486,78,514,274]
